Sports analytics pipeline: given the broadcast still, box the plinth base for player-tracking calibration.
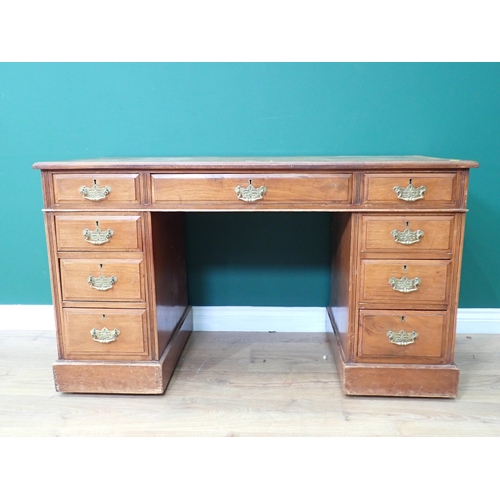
[53,307,193,394]
[327,316,459,398]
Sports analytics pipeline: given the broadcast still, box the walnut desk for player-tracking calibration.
[34,156,478,397]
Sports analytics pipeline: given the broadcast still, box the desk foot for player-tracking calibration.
[53,306,193,394]
[327,317,459,398]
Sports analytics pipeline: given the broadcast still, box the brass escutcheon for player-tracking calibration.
[393,182,427,202]
[80,180,111,201]
[235,180,267,202]
[388,276,421,293]
[90,327,120,343]
[88,274,117,291]
[390,227,424,245]
[387,329,418,346]
[83,226,114,245]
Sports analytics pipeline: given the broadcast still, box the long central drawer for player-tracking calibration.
[151,173,353,206]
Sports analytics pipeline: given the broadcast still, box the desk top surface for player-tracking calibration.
[34,155,478,171]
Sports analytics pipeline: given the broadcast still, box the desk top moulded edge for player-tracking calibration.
[32,156,479,171]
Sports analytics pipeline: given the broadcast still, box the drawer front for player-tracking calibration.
[362,172,459,206]
[151,173,352,205]
[357,310,448,363]
[53,174,141,206]
[61,308,150,360]
[360,215,455,254]
[359,259,451,306]
[60,258,145,302]
[55,214,142,251]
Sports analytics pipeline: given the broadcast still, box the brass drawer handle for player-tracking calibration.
[235,180,267,202]
[80,180,111,201]
[387,329,418,346]
[388,276,421,293]
[83,226,114,245]
[91,327,120,343]
[393,181,426,202]
[390,227,424,245]
[88,274,117,291]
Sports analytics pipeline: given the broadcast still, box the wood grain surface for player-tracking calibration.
[151,173,352,205]
[52,173,141,206]
[36,157,475,397]
[1,330,499,436]
[55,214,143,252]
[33,155,479,170]
[362,172,459,205]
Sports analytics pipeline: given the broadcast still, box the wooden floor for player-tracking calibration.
[1,329,500,436]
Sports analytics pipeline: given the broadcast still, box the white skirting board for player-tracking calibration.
[1,305,499,334]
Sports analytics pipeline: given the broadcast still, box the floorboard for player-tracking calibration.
[1,330,499,436]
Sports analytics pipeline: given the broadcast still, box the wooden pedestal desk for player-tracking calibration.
[34,156,478,397]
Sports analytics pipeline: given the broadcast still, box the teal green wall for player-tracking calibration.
[0,63,498,307]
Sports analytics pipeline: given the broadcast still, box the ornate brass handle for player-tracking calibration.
[88,274,117,291]
[83,226,114,245]
[387,329,418,346]
[393,181,426,202]
[91,327,120,343]
[80,180,111,201]
[235,180,267,202]
[388,276,421,293]
[390,227,424,245]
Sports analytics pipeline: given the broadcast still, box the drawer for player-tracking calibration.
[52,173,141,205]
[362,172,459,206]
[61,308,150,360]
[151,173,352,205]
[360,215,455,255]
[60,258,145,302]
[55,214,143,251]
[357,310,448,363]
[359,259,451,306]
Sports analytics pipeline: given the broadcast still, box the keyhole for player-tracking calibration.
[401,316,405,322]
[248,179,253,185]
[409,178,413,185]
[95,221,99,227]
[93,179,97,185]
[102,314,106,320]
[406,221,410,227]
[100,263,103,270]
[403,265,407,271]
